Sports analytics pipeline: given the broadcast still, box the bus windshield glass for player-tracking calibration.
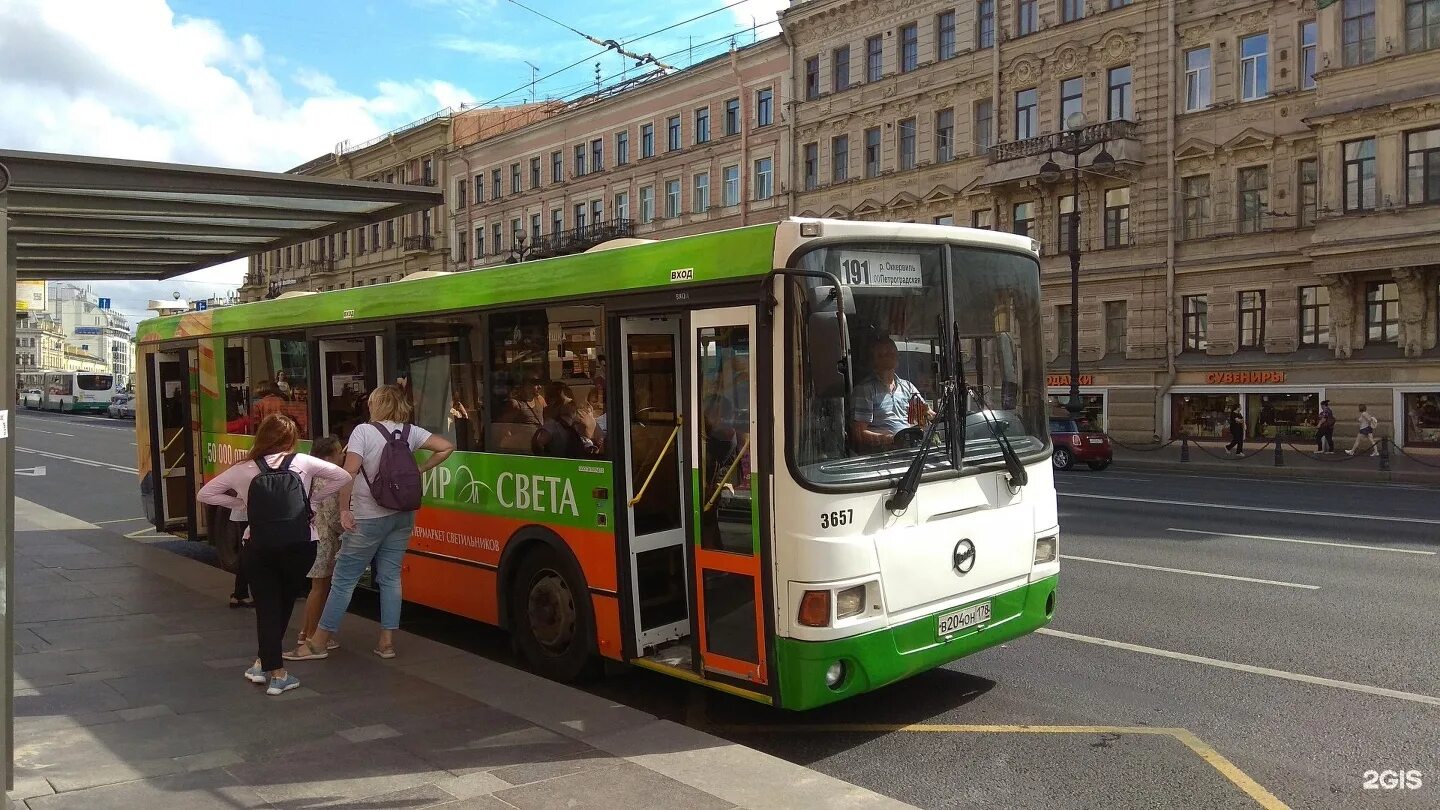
[788,241,1046,488]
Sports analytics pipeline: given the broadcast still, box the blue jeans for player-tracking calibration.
[318,511,415,633]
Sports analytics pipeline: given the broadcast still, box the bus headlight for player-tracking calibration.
[825,660,846,688]
[835,585,866,619]
[1035,534,1058,564]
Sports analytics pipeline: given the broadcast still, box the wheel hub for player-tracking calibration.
[526,569,576,652]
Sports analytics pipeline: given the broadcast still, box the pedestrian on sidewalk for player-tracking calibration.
[1316,400,1336,454]
[295,436,346,652]
[1346,405,1381,457]
[1224,408,1245,456]
[286,384,454,662]
[198,414,351,696]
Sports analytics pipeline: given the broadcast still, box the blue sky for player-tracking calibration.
[0,0,784,324]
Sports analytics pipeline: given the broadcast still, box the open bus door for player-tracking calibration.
[144,349,197,538]
[317,336,382,443]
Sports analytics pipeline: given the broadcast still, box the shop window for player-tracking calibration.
[396,317,484,453]
[1173,394,1240,439]
[1048,394,1105,432]
[1248,393,1319,440]
[487,307,605,457]
[245,336,310,438]
[1403,392,1440,446]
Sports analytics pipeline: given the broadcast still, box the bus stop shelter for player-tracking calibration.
[0,148,443,788]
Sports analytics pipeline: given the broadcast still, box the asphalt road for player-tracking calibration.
[12,409,1440,809]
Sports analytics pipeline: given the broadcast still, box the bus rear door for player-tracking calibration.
[146,350,196,538]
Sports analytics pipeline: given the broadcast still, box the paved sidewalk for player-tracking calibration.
[7,498,912,810]
[1105,439,1440,485]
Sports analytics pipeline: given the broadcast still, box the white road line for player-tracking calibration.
[1038,628,1440,708]
[16,413,134,432]
[17,426,74,437]
[15,446,137,474]
[1166,528,1436,556]
[94,517,148,525]
[1059,491,1440,526]
[1060,554,1319,590]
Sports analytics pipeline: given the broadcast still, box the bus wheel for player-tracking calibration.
[509,545,598,683]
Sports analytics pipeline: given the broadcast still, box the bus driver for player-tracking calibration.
[850,337,931,450]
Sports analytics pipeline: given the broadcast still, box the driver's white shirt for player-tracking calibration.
[851,375,921,434]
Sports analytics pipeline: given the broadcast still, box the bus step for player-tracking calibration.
[642,640,692,670]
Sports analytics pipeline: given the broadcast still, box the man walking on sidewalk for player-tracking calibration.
[1224,408,1245,456]
[1316,399,1335,453]
[1346,405,1380,457]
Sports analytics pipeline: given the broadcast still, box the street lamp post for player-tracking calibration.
[506,231,534,264]
[1039,116,1115,419]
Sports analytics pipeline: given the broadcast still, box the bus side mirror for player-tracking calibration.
[805,284,857,315]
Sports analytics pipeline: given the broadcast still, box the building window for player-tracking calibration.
[573,145,586,177]
[724,98,740,135]
[1299,285,1330,346]
[898,118,916,170]
[834,46,851,91]
[667,115,681,151]
[1406,128,1440,205]
[1063,0,1084,23]
[864,127,882,177]
[591,139,603,172]
[1181,174,1210,239]
[757,89,773,127]
[1056,304,1072,357]
[1238,166,1268,233]
[592,199,603,227]
[866,35,883,82]
[639,186,654,224]
[1299,159,1318,226]
[977,0,995,48]
[754,157,774,200]
[551,151,562,183]
[456,178,467,209]
[493,223,502,253]
[938,12,956,60]
[832,135,849,182]
[1017,0,1037,36]
[1240,34,1269,101]
[492,169,501,200]
[616,131,630,165]
[934,215,955,225]
[1012,201,1034,238]
[641,123,655,158]
[1183,48,1211,112]
[804,143,819,191]
[575,204,588,233]
[1343,0,1376,66]
[973,209,992,229]
[473,227,484,256]
[530,157,541,188]
[1107,65,1132,121]
[531,213,542,242]
[615,192,629,222]
[694,172,710,212]
[1238,290,1266,348]
[665,179,681,219]
[1015,88,1038,140]
[1366,281,1399,343]
[552,208,563,235]
[1300,21,1318,90]
[1409,0,1440,52]
[900,23,918,72]
[357,226,367,253]
[805,56,820,100]
[511,163,521,194]
[1060,77,1083,127]
[695,107,710,144]
[1343,138,1377,211]
[1110,0,1132,6]
[1103,187,1130,247]
[936,108,954,162]
[723,165,740,207]
[1058,194,1079,250]
[1105,301,1127,356]
[975,99,993,153]
[1183,295,1208,351]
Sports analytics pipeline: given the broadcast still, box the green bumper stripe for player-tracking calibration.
[774,574,1058,710]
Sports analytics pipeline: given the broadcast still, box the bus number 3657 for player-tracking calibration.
[821,509,854,529]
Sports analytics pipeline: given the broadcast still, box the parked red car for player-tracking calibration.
[1049,417,1112,471]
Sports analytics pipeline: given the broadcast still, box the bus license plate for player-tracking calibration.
[937,602,991,637]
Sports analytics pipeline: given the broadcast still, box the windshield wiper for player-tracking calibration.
[968,385,1028,489]
[885,384,951,513]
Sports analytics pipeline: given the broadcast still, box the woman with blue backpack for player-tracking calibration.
[286,384,454,661]
[197,414,351,695]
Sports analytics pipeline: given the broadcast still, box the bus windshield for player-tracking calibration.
[788,241,1047,488]
[77,374,115,391]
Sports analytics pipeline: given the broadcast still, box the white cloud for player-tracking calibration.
[0,0,475,324]
[436,36,541,62]
[728,0,789,40]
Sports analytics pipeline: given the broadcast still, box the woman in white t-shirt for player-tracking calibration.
[287,385,454,661]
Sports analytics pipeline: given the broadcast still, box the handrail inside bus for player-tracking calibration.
[704,434,751,512]
[627,416,683,507]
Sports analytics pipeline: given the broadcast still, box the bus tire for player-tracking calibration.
[508,543,599,683]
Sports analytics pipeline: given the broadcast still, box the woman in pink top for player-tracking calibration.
[198,414,350,696]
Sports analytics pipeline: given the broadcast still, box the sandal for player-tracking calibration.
[372,647,396,659]
[297,635,340,651]
[228,597,254,609]
[282,640,329,661]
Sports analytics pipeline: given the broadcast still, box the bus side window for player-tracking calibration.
[246,335,311,438]
[485,307,604,458]
[395,317,484,452]
[223,338,249,434]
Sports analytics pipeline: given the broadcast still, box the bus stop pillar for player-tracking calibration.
[1,173,15,792]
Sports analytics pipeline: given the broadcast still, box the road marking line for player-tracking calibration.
[1166,528,1436,556]
[704,723,1288,809]
[94,517,148,525]
[1060,555,1319,590]
[1060,492,1440,526]
[17,426,74,437]
[1037,628,1440,708]
[15,446,137,474]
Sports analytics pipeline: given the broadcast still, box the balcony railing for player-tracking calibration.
[989,120,1139,164]
[402,235,435,252]
[305,258,335,273]
[411,176,437,187]
[512,218,634,262]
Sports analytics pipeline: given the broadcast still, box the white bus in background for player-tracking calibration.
[21,371,119,414]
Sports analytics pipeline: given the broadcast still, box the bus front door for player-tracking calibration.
[619,315,690,654]
[690,307,767,685]
[147,350,196,537]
